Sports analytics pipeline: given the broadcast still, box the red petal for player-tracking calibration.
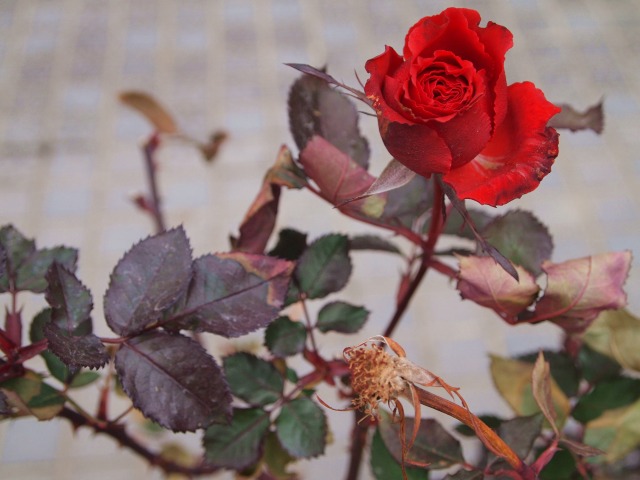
[443,82,561,206]
[379,119,452,176]
[365,46,413,124]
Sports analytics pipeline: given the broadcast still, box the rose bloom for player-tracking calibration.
[365,8,560,206]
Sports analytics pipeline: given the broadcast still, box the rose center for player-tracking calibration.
[403,50,478,121]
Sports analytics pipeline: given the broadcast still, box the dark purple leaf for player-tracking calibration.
[482,210,553,277]
[349,234,401,255]
[316,301,369,333]
[223,353,284,406]
[275,397,327,458]
[548,100,604,134]
[497,414,543,461]
[378,410,464,468]
[288,71,370,168]
[45,263,93,334]
[43,323,108,369]
[203,408,271,469]
[115,331,231,432]
[264,316,307,357]
[104,227,193,336]
[29,309,71,383]
[292,234,352,300]
[170,253,293,337]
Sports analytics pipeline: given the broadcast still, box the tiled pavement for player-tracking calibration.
[1,1,639,478]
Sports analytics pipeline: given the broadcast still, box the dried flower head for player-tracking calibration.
[343,341,407,418]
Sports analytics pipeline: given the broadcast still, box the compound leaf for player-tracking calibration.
[171,253,293,337]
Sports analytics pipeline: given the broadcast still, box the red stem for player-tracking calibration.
[143,134,166,233]
[58,407,219,476]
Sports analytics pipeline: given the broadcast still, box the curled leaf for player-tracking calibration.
[457,255,539,320]
[338,159,416,207]
[119,91,178,134]
[534,251,631,332]
[531,352,559,436]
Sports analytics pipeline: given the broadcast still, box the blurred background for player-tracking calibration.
[0,0,638,478]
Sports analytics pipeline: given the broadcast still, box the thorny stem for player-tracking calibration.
[346,179,447,480]
[143,134,166,233]
[59,407,219,476]
[383,176,445,339]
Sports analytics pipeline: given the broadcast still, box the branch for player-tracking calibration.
[58,407,219,476]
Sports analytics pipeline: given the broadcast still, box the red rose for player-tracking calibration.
[364,8,560,206]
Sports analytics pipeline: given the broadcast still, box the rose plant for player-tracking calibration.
[1,7,638,480]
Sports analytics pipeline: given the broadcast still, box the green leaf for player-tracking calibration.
[288,71,369,168]
[482,210,553,277]
[203,407,271,470]
[263,432,297,480]
[0,372,65,420]
[583,309,640,372]
[223,353,284,406]
[264,316,307,357]
[269,228,308,261]
[584,397,640,463]
[275,397,326,458]
[104,227,193,336]
[316,301,369,333]
[538,448,577,480]
[378,410,464,469]
[292,234,351,300]
[29,309,70,383]
[16,247,78,293]
[0,225,35,292]
[578,344,621,384]
[171,253,293,338]
[115,331,231,432]
[370,428,428,480]
[443,207,495,241]
[0,225,78,294]
[573,377,640,424]
[68,371,101,389]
